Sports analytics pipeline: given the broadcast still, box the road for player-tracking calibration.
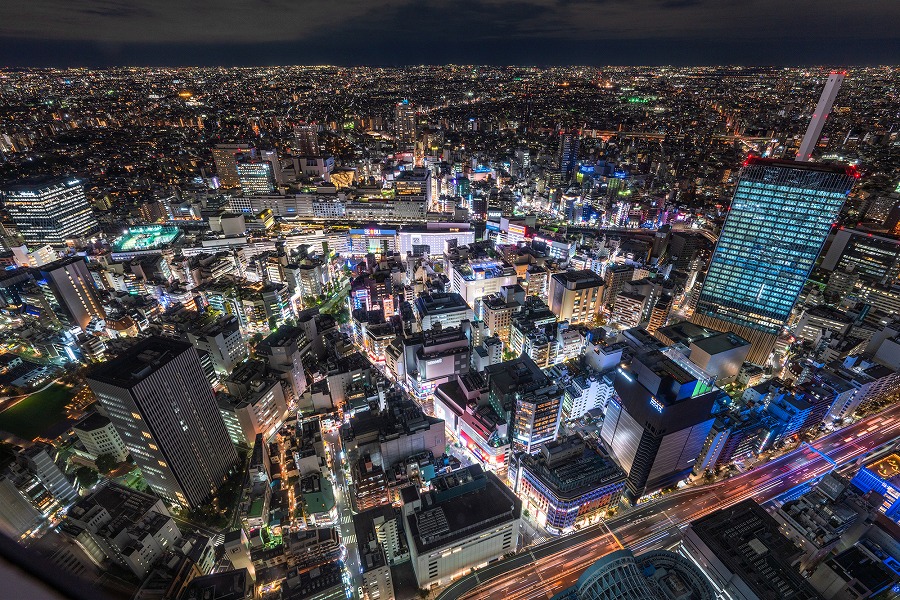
[437,404,900,600]
[326,428,363,600]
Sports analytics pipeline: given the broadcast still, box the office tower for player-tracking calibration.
[600,348,719,500]
[549,270,604,325]
[691,158,856,364]
[293,123,320,156]
[551,549,714,600]
[86,336,238,508]
[37,256,106,330]
[236,156,277,196]
[184,315,248,376]
[515,147,531,173]
[557,132,580,180]
[602,264,633,306]
[394,100,417,148]
[212,143,253,188]
[820,228,900,285]
[260,149,284,186]
[797,72,844,162]
[0,177,99,248]
[394,167,433,206]
[0,476,43,540]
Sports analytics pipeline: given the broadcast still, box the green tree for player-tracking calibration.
[76,466,98,488]
[95,453,118,474]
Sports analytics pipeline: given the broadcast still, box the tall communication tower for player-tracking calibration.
[796,71,845,162]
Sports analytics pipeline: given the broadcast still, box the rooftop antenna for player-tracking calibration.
[796,71,845,162]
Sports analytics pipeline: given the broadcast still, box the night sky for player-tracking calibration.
[0,0,898,67]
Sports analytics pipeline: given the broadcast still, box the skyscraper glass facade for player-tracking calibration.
[1,177,99,247]
[696,158,856,338]
[237,160,276,195]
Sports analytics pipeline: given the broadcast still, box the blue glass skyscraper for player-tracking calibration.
[692,157,857,364]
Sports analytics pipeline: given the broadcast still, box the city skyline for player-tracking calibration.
[0,58,897,600]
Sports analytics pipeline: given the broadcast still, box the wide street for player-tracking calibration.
[326,428,363,600]
[437,404,900,600]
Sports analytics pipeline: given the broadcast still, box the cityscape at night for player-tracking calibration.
[1,8,900,599]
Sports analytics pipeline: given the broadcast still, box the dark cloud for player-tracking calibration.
[0,0,896,66]
[77,1,155,19]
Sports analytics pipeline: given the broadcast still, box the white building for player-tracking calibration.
[448,259,518,308]
[402,465,520,589]
[73,413,130,464]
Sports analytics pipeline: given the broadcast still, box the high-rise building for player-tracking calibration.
[797,72,844,162]
[691,158,857,364]
[36,256,106,330]
[212,143,253,189]
[600,348,720,500]
[86,336,238,508]
[394,100,417,148]
[549,270,604,325]
[260,149,284,186]
[557,132,580,181]
[484,355,563,455]
[0,177,99,248]
[293,123,320,157]
[0,476,42,540]
[820,228,900,285]
[236,156,277,196]
[20,444,77,505]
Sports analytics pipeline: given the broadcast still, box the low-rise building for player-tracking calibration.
[683,500,822,600]
[73,412,130,464]
[63,483,182,580]
[511,436,625,535]
[402,464,521,589]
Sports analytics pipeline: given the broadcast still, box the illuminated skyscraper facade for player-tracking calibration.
[293,124,320,156]
[557,132,580,181]
[212,143,253,188]
[394,100,417,148]
[692,158,856,364]
[0,177,99,248]
[86,337,238,509]
[236,157,277,196]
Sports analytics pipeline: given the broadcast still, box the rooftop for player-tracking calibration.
[111,225,182,253]
[404,465,520,554]
[866,453,900,484]
[688,500,822,600]
[86,336,193,388]
[519,437,626,501]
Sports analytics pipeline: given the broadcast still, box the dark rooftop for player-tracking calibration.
[688,500,822,600]
[86,336,194,388]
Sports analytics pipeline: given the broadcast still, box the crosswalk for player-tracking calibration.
[341,514,353,524]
